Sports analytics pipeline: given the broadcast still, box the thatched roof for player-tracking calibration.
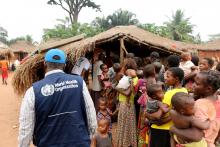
[12,26,203,96]
[59,25,200,62]
[10,40,36,53]
[38,34,85,53]
[196,39,220,51]
[0,42,14,59]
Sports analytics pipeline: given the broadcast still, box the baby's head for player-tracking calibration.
[171,92,195,116]
[98,119,110,134]
[143,64,156,78]
[147,83,164,101]
[100,64,108,73]
[136,70,144,79]
[181,52,191,62]
[125,69,136,78]
[113,63,121,73]
[98,98,107,111]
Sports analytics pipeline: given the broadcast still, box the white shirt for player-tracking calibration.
[92,60,103,91]
[179,60,195,76]
[18,70,97,147]
[14,60,20,67]
[71,57,90,75]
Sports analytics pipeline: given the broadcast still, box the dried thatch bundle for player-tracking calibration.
[12,54,45,96]
[0,48,14,59]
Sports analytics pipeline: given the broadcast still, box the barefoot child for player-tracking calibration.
[91,119,114,147]
[170,92,208,147]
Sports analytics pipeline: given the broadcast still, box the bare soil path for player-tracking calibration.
[0,73,20,146]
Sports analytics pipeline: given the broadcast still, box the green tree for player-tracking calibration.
[0,26,8,44]
[164,9,194,42]
[43,18,102,41]
[47,0,100,24]
[93,9,139,30]
[9,35,34,45]
[107,9,139,28]
[139,23,170,38]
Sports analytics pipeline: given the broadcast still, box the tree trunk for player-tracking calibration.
[69,13,74,25]
[73,12,79,23]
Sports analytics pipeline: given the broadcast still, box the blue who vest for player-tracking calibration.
[33,72,90,147]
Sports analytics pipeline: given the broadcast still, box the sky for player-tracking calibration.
[0,0,220,42]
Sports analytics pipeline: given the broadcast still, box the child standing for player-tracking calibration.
[99,64,111,90]
[97,98,117,134]
[0,56,9,85]
[147,67,188,147]
[91,119,114,147]
[170,92,208,147]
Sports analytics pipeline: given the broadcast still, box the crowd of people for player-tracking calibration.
[18,48,220,147]
[88,51,220,147]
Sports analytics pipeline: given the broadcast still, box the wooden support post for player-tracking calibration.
[120,39,125,64]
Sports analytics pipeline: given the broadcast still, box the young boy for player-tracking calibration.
[91,119,114,147]
[170,92,209,147]
[199,58,214,72]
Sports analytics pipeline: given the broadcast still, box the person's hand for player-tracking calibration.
[170,125,177,134]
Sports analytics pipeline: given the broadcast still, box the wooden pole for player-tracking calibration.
[120,38,125,64]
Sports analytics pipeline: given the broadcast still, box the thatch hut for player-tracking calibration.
[13,26,191,95]
[10,40,36,61]
[0,41,14,60]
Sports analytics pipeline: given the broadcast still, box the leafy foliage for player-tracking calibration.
[0,26,8,44]
[164,9,195,42]
[92,9,139,30]
[47,0,100,24]
[9,35,33,45]
[43,18,102,41]
[138,23,170,37]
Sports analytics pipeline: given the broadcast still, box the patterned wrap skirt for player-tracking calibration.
[116,103,137,147]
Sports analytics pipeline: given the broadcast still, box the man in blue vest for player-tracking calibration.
[18,49,97,147]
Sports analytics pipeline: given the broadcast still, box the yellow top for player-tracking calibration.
[118,76,138,103]
[151,87,188,130]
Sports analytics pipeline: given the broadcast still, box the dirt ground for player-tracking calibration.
[0,72,20,146]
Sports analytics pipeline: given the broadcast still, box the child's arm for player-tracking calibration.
[90,135,96,147]
[158,102,169,113]
[170,133,176,147]
[115,87,132,97]
[155,115,171,125]
[145,109,163,120]
[191,117,210,130]
[170,126,204,142]
[112,138,115,147]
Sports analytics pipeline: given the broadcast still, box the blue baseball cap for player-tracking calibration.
[45,49,66,64]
